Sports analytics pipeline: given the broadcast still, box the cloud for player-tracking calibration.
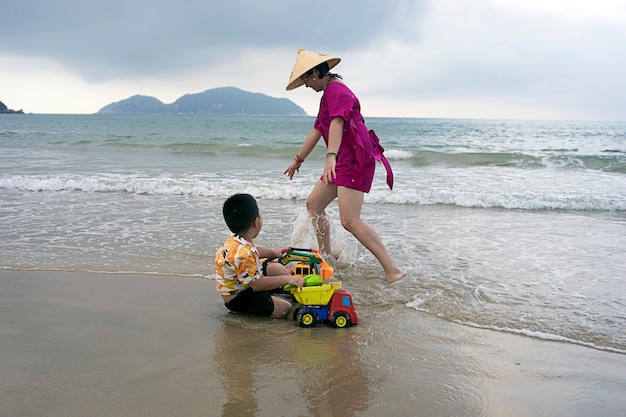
[1,0,625,120]
[0,0,427,80]
[343,0,626,120]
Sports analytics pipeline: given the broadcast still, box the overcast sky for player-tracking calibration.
[1,0,625,121]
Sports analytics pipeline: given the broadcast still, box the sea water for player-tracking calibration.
[1,114,625,352]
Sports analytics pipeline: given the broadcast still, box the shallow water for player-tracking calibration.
[1,114,625,353]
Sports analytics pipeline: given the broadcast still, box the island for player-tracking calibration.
[0,100,24,114]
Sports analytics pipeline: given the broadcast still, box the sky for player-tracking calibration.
[1,0,625,121]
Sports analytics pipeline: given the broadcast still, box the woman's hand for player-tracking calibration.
[322,154,336,185]
[284,158,302,180]
[284,129,322,180]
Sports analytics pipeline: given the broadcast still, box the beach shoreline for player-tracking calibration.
[1,270,624,417]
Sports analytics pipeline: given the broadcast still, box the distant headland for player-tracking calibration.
[97,86,307,116]
[0,100,24,114]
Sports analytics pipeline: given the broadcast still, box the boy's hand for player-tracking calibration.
[287,275,304,289]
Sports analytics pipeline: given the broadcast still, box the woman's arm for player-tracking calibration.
[323,116,344,185]
[284,128,323,180]
[327,116,344,154]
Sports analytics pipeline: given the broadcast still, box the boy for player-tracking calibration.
[215,193,304,318]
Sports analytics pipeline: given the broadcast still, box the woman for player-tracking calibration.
[284,49,405,283]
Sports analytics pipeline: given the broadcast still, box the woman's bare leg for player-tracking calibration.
[306,180,337,255]
[337,187,405,282]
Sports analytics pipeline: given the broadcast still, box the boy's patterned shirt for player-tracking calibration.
[215,233,262,295]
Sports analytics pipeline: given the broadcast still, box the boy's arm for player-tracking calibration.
[249,274,303,292]
[256,247,283,260]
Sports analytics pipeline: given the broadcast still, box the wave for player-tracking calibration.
[158,143,626,173]
[405,150,626,173]
[374,190,626,211]
[2,174,624,211]
[31,134,626,173]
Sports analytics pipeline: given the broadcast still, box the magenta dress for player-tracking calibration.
[314,82,377,193]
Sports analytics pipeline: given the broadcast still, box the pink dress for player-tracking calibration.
[314,82,377,193]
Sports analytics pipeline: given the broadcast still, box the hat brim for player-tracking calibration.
[286,50,341,91]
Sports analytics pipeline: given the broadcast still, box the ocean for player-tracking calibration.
[1,114,625,353]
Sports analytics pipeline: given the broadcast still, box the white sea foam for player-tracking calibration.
[406,300,626,354]
[2,173,624,211]
[460,321,626,354]
[384,148,413,160]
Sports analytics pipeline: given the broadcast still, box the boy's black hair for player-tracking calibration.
[222,193,259,234]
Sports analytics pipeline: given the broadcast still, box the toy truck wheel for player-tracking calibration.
[331,312,351,328]
[297,309,316,328]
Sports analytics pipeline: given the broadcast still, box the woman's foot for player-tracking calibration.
[386,268,406,283]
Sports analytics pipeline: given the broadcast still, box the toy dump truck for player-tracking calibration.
[278,248,359,328]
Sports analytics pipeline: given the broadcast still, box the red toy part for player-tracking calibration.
[328,289,359,327]
[295,289,359,328]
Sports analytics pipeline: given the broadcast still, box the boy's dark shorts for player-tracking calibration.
[225,288,274,316]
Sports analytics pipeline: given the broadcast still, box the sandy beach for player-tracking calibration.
[1,270,624,417]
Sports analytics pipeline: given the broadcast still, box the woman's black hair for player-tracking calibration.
[309,62,342,80]
[222,193,259,234]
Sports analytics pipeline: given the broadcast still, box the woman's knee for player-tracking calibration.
[340,214,360,233]
[306,183,336,214]
[306,193,326,214]
[305,196,317,213]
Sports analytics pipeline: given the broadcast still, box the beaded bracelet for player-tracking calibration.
[326,152,337,158]
[294,154,304,163]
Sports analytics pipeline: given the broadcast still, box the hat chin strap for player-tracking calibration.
[324,73,342,87]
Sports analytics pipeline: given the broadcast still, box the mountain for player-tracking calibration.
[97,87,306,116]
[0,100,24,114]
[98,95,169,114]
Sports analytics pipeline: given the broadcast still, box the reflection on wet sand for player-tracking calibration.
[212,314,374,417]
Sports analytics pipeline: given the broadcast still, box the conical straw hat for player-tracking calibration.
[286,49,341,91]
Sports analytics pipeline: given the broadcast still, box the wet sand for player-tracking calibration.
[1,270,624,417]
